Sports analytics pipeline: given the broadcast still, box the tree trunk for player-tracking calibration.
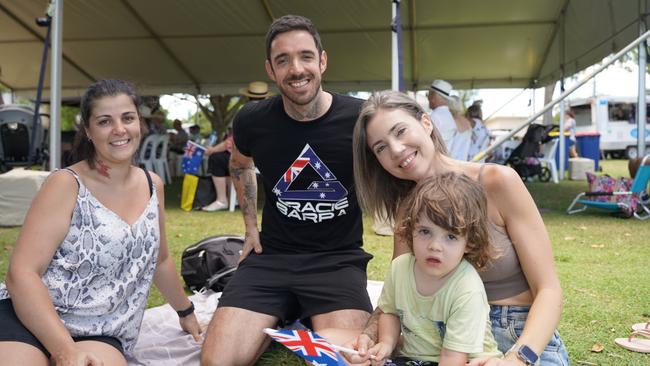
[194,95,245,137]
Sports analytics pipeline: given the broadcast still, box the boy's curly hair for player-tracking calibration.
[395,172,493,270]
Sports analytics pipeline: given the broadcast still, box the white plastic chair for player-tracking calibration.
[228,178,237,212]
[153,134,172,184]
[539,138,559,184]
[138,134,157,174]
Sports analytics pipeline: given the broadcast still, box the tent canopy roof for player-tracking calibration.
[0,0,647,97]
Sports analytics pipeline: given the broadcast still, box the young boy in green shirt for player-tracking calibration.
[364,172,502,365]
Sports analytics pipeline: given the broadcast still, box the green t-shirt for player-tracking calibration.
[378,254,502,362]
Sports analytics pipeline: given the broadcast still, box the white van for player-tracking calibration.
[570,96,650,159]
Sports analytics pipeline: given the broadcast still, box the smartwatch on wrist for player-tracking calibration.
[510,344,539,365]
[176,301,195,318]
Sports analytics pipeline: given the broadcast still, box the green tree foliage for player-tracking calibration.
[193,94,246,138]
[614,46,650,74]
[60,105,79,131]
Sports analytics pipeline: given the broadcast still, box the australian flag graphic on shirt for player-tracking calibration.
[272,144,349,223]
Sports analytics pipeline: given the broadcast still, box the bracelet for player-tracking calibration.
[176,301,195,318]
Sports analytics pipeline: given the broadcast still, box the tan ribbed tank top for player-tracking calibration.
[477,164,530,301]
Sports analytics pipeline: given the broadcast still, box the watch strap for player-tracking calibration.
[506,344,539,365]
[176,301,195,318]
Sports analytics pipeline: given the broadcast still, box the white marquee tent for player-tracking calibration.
[1,0,649,168]
[1,0,648,97]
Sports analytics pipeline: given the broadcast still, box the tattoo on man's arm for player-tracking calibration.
[230,165,257,220]
[230,166,250,181]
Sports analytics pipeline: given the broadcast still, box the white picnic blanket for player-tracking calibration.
[126,280,384,366]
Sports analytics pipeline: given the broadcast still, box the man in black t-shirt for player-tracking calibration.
[201,15,373,366]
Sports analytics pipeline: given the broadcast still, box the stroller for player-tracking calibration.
[506,123,557,182]
[0,104,46,173]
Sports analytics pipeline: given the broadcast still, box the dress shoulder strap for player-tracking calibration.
[58,168,81,188]
[142,168,153,197]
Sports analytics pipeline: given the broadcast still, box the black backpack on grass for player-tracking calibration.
[180,235,244,292]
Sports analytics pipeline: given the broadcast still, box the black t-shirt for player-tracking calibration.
[232,93,364,254]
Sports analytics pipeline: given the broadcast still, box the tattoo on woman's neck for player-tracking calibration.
[96,160,111,178]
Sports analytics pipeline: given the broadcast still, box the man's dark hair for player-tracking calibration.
[265,15,323,61]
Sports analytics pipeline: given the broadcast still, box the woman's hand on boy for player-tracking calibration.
[179,313,202,342]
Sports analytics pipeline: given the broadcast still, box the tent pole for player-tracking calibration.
[559,97,565,180]
[637,12,646,158]
[391,0,402,91]
[558,10,566,180]
[472,29,650,162]
[49,0,62,170]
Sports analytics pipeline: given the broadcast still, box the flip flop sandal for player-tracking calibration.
[615,329,650,353]
[632,321,650,331]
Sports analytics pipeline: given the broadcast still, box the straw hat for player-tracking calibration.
[239,81,273,99]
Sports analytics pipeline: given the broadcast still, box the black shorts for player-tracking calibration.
[218,249,373,324]
[0,298,124,358]
[208,151,231,177]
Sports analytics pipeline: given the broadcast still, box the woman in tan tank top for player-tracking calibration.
[348,91,568,365]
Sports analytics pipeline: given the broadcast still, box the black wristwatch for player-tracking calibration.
[514,344,539,365]
[176,301,195,318]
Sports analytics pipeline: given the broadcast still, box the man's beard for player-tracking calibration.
[278,73,321,106]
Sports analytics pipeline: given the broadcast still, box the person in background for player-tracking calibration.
[188,124,202,143]
[348,90,568,366]
[138,105,152,137]
[169,119,189,154]
[449,96,473,162]
[201,82,272,212]
[150,110,167,135]
[356,173,502,365]
[564,110,578,158]
[0,79,200,366]
[428,80,457,155]
[168,119,190,177]
[467,101,491,162]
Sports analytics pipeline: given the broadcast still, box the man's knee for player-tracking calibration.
[312,309,370,330]
[201,307,276,366]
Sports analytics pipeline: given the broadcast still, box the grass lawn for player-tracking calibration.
[0,159,648,365]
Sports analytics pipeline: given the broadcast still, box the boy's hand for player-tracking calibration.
[341,333,375,364]
[367,341,393,366]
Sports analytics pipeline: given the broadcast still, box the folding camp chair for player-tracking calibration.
[567,154,650,220]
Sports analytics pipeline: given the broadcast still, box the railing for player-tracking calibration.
[472,29,650,163]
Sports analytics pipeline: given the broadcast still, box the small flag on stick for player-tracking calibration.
[263,328,353,366]
[181,141,206,175]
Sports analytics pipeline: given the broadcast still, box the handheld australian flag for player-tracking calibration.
[181,141,206,175]
[264,328,349,366]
